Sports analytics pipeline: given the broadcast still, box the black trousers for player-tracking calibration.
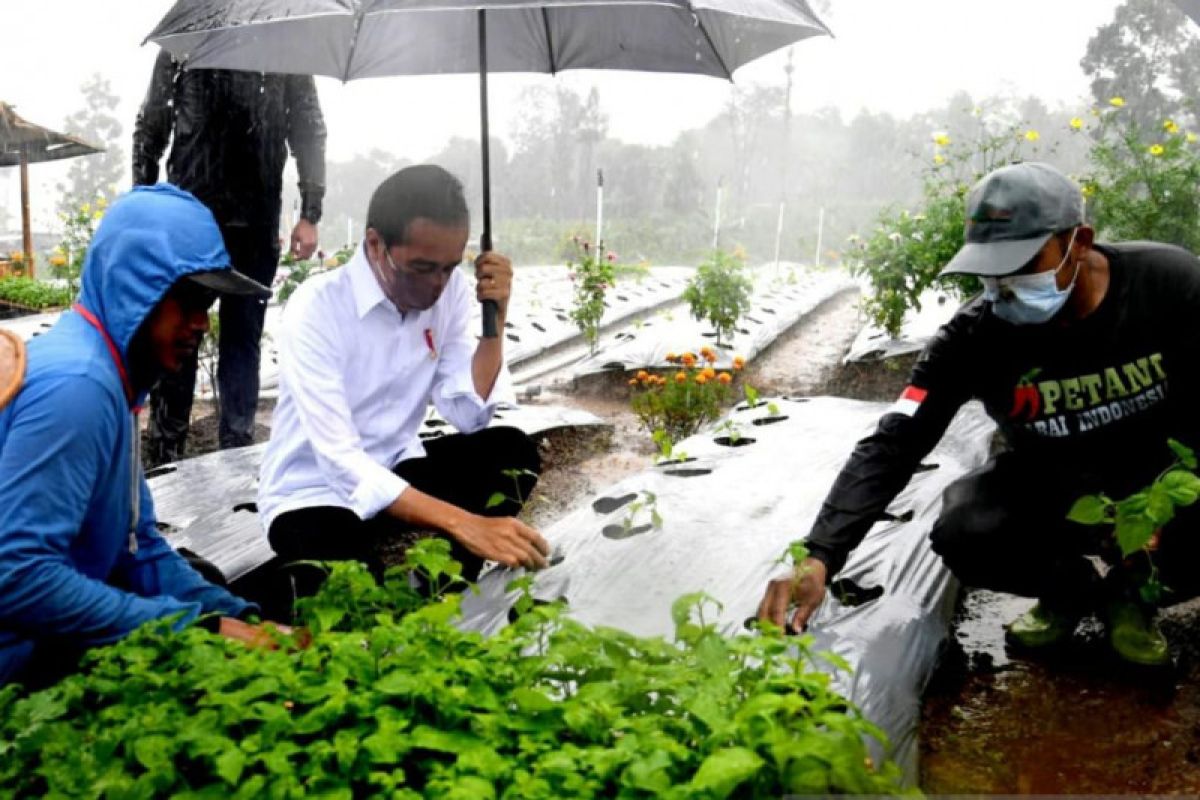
[928,451,1200,611]
[146,224,280,465]
[267,427,540,608]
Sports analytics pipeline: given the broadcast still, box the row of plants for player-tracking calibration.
[847,98,1200,337]
[0,276,73,310]
[0,539,909,798]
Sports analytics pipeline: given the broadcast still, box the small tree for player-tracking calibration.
[682,249,752,347]
[57,74,125,217]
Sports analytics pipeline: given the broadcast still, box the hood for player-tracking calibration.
[76,184,230,358]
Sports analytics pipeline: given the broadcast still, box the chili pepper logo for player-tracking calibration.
[1008,367,1042,421]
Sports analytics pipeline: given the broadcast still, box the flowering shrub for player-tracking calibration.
[56,197,106,297]
[566,237,616,355]
[277,245,355,305]
[629,346,743,444]
[682,250,753,347]
[846,116,1044,338]
[1080,98,1200,253]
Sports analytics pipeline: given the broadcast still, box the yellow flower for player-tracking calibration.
[1164,119,1180,135]
[717,372,732,385]
[636,370,650,382]
[628,378,639,387]
[665,352,678,363]
[1069,117,1084,131]
[96,197,108,210]
[694,373,709,386]
[1109,96,1125,108]
[702,367,716,380]
[675,371,688,384]
[81,203,91,215]
[49,254,67,268]
[10,251,23,262]
[932,132,951,147]
[933,154,946,166]
[1189,132,1199,144]
[732,355,746,371]
[1081,184,1096,198]
[1023,129,1040,142]
[1149,144,1165,156]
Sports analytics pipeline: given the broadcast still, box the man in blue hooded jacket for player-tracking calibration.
[0,184,273,687]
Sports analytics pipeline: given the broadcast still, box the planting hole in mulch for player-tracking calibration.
[714,436,755,447]
[662,467,713,477]
[602,523,654,540]
[592,493,638,514]
[752,415,789,426]
[233,502,257,514]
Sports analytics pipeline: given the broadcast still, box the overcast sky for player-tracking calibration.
[2,0,1123,232]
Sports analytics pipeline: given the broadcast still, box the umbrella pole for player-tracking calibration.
[478,8,499,338]
[19,149,33,278]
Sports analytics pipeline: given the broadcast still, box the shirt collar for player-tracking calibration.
[348,243,390,319]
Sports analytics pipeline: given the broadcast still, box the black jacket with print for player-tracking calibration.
[806,242,1200,577]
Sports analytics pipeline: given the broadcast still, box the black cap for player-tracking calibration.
[184,268,271,299]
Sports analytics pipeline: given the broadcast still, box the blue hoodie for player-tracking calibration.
[0,184,254,686]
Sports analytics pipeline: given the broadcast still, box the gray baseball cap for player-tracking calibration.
[940,162,1084,277]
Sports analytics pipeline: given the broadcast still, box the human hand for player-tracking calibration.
[452,513,549,570]
[474,250,513,319]
[217,617,307,649]
[756,557,828,633]
[290,219,318,260]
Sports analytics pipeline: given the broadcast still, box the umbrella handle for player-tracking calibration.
[478,9,499,340]
[482,300,499,338]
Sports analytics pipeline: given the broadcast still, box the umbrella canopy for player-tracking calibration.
[0,103,103,275]
[147,0,832,334]
[147,0,831,81]
[1177,0,1200,25]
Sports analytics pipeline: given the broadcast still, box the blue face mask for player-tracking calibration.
[981,228,1080,325]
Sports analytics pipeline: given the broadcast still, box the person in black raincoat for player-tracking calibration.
[133,51,327,463]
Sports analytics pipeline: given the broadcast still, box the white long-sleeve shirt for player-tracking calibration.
[258,245,512,529]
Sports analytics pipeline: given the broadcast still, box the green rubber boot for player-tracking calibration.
[1107,600,1170,667]
[1004,602,1079,649]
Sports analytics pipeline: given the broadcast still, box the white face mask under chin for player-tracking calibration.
[981,229,1080,325]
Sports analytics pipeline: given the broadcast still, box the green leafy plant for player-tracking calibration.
[278,245,355,305]
[628,346,742,445]
[682,250,753,347]
[621,490,663,536]
[1081,98,1200,252]
[0,277,73,310]
[0,538,909,797]
[1068,438,1200,603]
[566,237,616,355]
[485,467,539,511]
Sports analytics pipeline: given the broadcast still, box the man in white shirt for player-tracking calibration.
[258,165,550,603]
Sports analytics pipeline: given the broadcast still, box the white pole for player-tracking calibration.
[712,178,724,251]
[772,200,786,275]
[595,168,604,252]
[814,207,825,268]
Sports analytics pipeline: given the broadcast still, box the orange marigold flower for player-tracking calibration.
[732,356,746,370]
[702,367,716,380]
[675,371,688,384]
[695,373,709,385]
[718,372,732,385]
[681,353,697,368]
[702,350,717,364]
[636,370,649,381]
[628,378,639,386]
[665,352,678,363]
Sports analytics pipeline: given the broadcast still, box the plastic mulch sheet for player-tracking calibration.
[844,289,967,364]
[460,396,995,785]
[149,402,607,582]
[572,264,856,375]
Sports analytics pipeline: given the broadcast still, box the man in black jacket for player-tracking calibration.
[133,52,327,463]
[758,162,1200,667]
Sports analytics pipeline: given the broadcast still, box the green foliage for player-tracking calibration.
[278,245,355,305]
[566,238,616,355]
[1068,439,1200,603]
[682,250,753,347]
[844,111,1047,338]
[0,277,73,310]
[1081,99,1200,252]
[0,539,909,798]
[54,196,106,297]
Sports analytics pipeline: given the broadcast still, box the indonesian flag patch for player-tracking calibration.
[890,385,927,417]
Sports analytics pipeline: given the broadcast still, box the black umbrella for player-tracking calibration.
[147,0,832,336]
